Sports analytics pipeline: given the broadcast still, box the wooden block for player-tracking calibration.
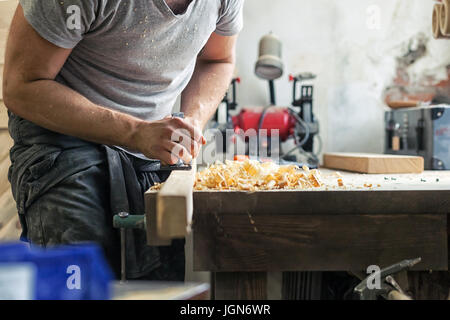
[194,213,447,272]
[193,187,450,217]
[144,190,171,246]
[113,282,210,300]
[323,152,424,174]
[156,163,196,239]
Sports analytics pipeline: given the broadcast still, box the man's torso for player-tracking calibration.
[57,0,221,121]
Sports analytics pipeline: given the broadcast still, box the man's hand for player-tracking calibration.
[134,116,205,165]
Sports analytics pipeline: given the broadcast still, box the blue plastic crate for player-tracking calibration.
[0,242,113,300]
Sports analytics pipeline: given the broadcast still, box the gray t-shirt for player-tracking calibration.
[19,0,243,156]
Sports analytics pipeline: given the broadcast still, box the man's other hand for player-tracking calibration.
[134,117,205,165]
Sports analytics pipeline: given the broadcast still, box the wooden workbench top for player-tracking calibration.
[193,169,450,192]
[146,169,449,272]
[190,170,450,216]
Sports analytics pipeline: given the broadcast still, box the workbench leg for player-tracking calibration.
[213,272,267,300]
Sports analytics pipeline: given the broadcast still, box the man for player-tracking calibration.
[2,0,243,280]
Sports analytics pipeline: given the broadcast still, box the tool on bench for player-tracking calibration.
[113,112,192,282]
[158,112,193,171]
[354,257,421,300]
[385,104,450,170]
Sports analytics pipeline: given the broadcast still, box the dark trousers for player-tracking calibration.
[7,112,185,281]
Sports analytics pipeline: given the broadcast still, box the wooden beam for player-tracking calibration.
[193,190,450,216]
[194,213,447,272]
[323,152,424,174]
[155,162,196,239]
[145,190,171,246]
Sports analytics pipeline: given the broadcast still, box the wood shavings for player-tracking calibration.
[150,183,163,191]
[194,160,324,191]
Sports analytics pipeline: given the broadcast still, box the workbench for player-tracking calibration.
[147,170,450,300]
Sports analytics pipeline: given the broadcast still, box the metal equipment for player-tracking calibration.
[209,33,321,166]
[385,104,450,169]
[354,258,421,300]
[255,32,284,105]
[229,72,320,166]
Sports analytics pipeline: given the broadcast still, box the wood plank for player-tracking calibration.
[156,162,196,239]
[145,190,171,246]
[214,272,267,300]
[193,213,447,272]
[113,281,210,300]
[323,152,424,174]
[193,189,450,216]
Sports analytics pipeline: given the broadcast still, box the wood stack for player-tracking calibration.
[0,0,21,241]
[433,0,450,39]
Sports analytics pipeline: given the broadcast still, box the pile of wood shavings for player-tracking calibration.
[149,161,384,192]
[194,160,322,191]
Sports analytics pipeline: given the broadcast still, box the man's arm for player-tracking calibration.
[3,6,201,164]
[181,32,237,130]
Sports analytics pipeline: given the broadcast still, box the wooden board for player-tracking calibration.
[113,281,210,300]
[145,189,171,246]
[146,171,450,219]
[144,170,450,272]
[194,213,447,272]
[156,164,196,238]
[190,170,450,216]
[387,100,420,109]
[144,162,197,242]
[187,170,450,272]
[323,152,424,174]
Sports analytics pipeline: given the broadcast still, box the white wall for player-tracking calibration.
[235,0,450,156]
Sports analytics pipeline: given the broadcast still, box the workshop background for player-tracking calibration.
[0,0,449,288]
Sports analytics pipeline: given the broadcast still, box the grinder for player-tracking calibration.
[231,71,320,166]
[212,33,321,166]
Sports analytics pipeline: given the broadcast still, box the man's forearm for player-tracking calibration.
[180,58,235,129]
[4,79,143,150]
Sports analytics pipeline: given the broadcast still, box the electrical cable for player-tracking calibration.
[287,106,310,147]
[257,107,270,157]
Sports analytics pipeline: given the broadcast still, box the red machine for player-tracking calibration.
[214,73,319,165]
[232,107,296,141]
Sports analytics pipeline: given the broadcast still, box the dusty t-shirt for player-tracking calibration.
[19,0,243,156]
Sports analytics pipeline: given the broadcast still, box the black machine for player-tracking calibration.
[385,104,450,170]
